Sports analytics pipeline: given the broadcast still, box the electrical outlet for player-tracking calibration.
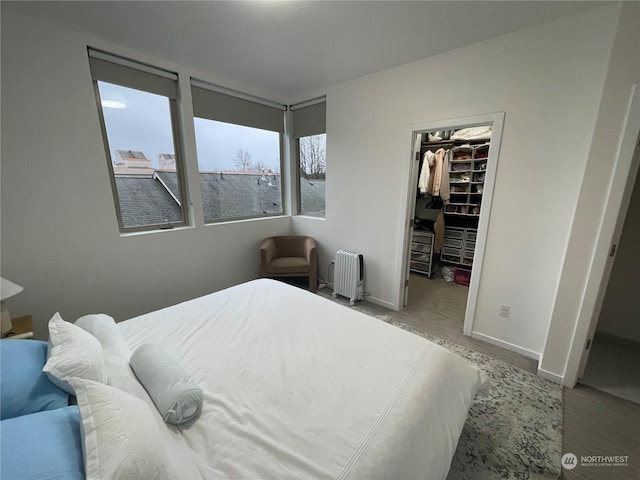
[499,304,511,318]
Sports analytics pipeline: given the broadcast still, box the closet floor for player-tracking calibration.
[579,333,640,404]
[406,273,468,330]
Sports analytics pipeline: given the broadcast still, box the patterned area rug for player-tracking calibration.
[322,293,562,480]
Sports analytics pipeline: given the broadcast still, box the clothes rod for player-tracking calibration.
[191,78,287,111]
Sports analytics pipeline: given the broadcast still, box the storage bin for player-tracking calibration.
[413,232,433,245]
[411,261,431,273]
[411,242,431,253]
[443,238,463,248]
[444,227,465,239]
[411,252,431,263]
[454,267,471,286]
[441,254,460,264]
[442,246,461,257]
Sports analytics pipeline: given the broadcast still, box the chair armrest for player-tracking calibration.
[259,238,276,276]
[304,237,317,269]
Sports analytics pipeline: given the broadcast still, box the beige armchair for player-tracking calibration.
[259,236,317,291]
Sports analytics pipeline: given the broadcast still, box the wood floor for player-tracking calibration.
[562,385,640,479]
[357,273,640,480]
[579,332,640,404]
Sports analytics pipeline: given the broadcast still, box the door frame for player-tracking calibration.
[402,132,424,307]
[564,83,640,386]
[397,112,505,337]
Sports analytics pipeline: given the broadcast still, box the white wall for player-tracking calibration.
[0,10,291,338]
[293,5,622,360]
[541,1,640,383]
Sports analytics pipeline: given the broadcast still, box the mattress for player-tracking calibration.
[116,278,488,479]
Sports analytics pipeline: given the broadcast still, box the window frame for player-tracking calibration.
[89,49,190,234]
[190,80,287,224]
[292,98,327,217]
[192,117,286,225]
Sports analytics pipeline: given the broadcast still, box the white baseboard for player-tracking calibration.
[365,296,396,310]
[471,331,541,361]
[537,367,565,385]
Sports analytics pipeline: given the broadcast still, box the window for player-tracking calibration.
[89,49,188,232]
[298,133,326,216]
[292,100,326,217]
[191,81,285,222]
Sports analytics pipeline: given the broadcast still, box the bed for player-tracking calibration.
[0,278,487,479]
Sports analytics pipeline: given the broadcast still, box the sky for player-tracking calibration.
[98,81,281,172]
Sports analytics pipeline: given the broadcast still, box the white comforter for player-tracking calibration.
[117,279,487,479]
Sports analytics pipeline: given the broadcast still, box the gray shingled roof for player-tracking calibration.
[115,172,326,227]
[154,171,180,203]
[299,178,326,216]
[199,172,282,220]
[115,176,183,228]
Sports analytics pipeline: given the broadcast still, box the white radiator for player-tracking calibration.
[332,250,364,305]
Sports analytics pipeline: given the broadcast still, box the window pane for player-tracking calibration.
[193,117,282,221]
[299,134,326,217]
[97,81,184,229]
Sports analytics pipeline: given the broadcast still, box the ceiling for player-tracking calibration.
[3,1,607,100]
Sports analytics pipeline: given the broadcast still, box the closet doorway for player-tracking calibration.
[399,112,505,337]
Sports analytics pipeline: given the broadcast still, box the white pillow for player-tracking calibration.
[69,378,174,480]
[42,312,108,394]
[74,314,130,358]
[74,313,152,403]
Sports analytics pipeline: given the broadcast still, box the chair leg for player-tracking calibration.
[308,275,317,292]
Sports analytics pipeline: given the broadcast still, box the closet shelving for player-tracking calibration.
[419,137,491,270]
[410,230,434,277]
[445,144,488,219]
[441,227,477,266]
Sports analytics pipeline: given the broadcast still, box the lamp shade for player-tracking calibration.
[1,277,23,301]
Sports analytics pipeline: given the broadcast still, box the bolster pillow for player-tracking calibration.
[130,343,204,425]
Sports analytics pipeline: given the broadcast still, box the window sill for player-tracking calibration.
[295,214,326,221]
[203,213,287,227]
[118,224,195,238]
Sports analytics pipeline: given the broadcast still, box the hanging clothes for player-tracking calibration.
[442,149,451,203]
[418,150,435,194]
[428,148,451,203]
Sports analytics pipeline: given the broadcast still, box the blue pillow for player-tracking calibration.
[0,406,84,480]
[0,339,69,419]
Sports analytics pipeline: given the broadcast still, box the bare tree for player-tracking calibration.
[253,159,268,173]
[299,134,326,179]
[233,149,253,171]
